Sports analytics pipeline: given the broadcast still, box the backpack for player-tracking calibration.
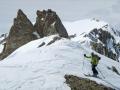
[93,54,101,60]
[98,56,101,60]
[96,55,101,60]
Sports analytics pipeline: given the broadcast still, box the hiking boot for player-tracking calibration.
[92,74,97,77]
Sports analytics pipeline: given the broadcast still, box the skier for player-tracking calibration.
[84,52,101,77]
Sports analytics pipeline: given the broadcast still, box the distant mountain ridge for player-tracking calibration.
[86,26,120,61]
[64,19,120,61]
[86,24,120,61]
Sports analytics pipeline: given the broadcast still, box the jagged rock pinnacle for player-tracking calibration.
[34,9,68,38]
[0,9,69,60]
[0,9,37,60]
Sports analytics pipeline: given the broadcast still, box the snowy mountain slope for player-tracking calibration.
[64,19,108,42]
[64,19,120,61]
[0,35,120,90]
[64,19,120,42]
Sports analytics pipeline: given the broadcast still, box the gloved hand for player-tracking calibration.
[84,54,86,57]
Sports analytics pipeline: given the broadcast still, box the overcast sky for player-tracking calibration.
[0,0,120,34]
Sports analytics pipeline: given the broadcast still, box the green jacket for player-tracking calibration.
[85,55,99,65]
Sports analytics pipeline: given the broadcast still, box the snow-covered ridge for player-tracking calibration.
[64,19,109,42]
[0,35,120,90]
[64,19,120,41]
[63,19,108,35]
[0,19,120,90]
[64,19,120,61]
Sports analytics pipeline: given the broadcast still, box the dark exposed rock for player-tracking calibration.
[47,36,61,46]
[38,42,45,48]
[88,28,119,61]
[0,33,7,45]
[0,9,37,60]
[107,66,120,75]
[0,9,69,60]
[68,34,76,39]
[111,66,120,75]
[34,9,68,38]
[65,75,114,90]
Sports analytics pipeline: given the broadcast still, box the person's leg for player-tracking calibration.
[92,65,96,76]
[92,65,98,77]
[94,65,98,76]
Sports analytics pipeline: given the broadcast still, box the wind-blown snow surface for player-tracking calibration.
[0,19,120,90]
[0,35,120,90]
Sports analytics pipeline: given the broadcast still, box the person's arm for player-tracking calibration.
[84,54,92,58]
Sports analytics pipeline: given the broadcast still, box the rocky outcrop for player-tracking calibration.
[0,9,69,60]
[47,36,61,46]
[65,75,114,90]
[0,33,7,44]
[0,9,37,60]
[87,28,119,61]
[34,9,68,38]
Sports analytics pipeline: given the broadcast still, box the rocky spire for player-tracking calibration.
[0,9,37,60]
[0,9,69,60]
[34,9,68,38]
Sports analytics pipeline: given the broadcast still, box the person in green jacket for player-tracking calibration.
[84,52,100,77]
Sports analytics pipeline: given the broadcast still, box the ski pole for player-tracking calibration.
[97,67,105,79]
[82,55,85,71]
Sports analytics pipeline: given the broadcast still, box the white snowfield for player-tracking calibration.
[0,19,120,90]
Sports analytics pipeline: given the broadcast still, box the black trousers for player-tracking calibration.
[92,65,98,75]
